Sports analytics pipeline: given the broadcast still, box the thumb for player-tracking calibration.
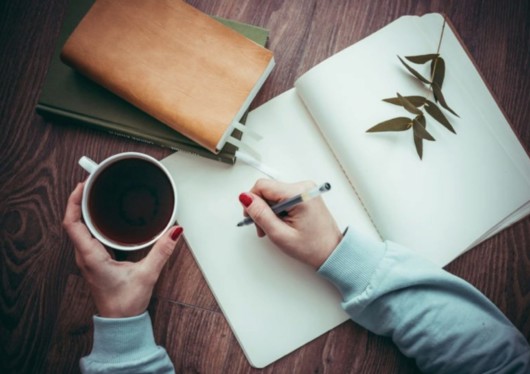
[142,226,183,275]
[240,193,288,237]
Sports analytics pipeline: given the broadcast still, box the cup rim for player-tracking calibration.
[81,152,178,251]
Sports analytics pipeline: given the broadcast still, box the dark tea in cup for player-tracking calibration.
[79,153,177,250]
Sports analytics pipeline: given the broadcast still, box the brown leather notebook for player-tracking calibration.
[60,0,275,154]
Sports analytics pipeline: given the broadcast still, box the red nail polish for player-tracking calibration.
[171,227,183,240]
[239,193,253,207]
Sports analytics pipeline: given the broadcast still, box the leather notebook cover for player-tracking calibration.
[60,0,274,154]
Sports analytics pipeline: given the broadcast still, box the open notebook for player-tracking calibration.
[162,13,530,368]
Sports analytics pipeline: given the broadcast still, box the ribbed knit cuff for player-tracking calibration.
[318,228,385,299]
[89,312,158,364]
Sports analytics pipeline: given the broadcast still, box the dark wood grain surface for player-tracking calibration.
[1,0,529,373]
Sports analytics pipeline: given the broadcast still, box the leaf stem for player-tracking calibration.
[430,18,447,83]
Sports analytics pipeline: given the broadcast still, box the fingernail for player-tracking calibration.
[239,193,253,207]
[171,227,183,241]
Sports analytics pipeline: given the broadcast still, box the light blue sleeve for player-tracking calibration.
[80,312,174,374]
[318,229,530,373]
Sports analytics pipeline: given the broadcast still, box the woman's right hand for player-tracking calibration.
[239,179,342,269]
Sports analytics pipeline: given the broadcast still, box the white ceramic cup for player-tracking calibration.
[79,152,178,251]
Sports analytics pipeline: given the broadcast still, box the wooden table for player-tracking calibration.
[1,0,528,372]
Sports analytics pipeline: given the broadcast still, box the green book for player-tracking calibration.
[36,0,270,164]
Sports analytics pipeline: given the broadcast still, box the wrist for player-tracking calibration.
[97,307,147,318]
[93,293,149,318]
[311,227,344,269]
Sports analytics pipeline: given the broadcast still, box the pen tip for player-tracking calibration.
[236,222,243,227]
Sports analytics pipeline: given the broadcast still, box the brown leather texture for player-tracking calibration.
[61,0,273,153]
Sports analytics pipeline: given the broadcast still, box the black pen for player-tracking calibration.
[237,182,331,227]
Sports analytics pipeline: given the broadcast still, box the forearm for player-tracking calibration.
[81,312,174,374]
[318,229,530,373]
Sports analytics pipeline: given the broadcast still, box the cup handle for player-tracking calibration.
[79,156,98,174]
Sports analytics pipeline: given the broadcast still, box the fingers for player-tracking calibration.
[63,183,96,249]
[142,226,183,276]
[63,182,84,228]
[241,179,314,236]
[249,178,310,203]
[63,182,110,263]
[239,191,290,239]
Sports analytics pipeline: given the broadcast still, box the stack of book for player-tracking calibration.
[37,0,274,164]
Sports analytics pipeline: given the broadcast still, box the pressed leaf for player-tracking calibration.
[383,95,426,107]
[366,117,412,132]
[413,117,435,141]
[412,115,426,159]
[425,100,456,133]
[398,93,422,115]
[430,57,445,90]
[413,134,423,159]
[405,53,439,64]
[415,113,426,128]
[432,83,459,117]
[398,56,431,84]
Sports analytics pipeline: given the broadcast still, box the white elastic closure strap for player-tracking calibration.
[228,136,262,162]
[233,121,263,141]
[236,150,280,180]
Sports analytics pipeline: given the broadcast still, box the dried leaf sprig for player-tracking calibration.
[366,20,459,159]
